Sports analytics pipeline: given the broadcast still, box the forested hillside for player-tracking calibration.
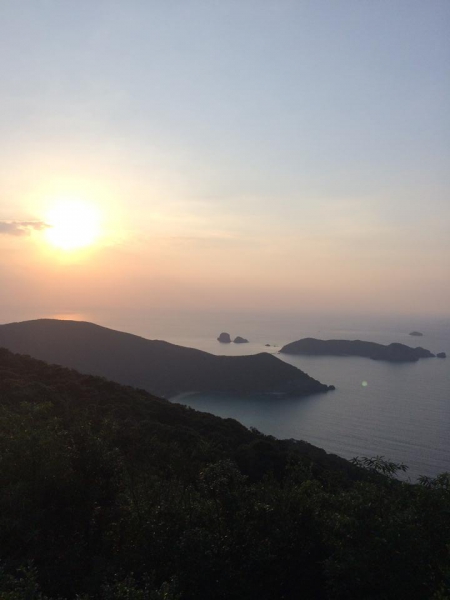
[0,319,333,396]
[0,348,449,599]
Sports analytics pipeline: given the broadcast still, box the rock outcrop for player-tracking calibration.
[217,332,231,343]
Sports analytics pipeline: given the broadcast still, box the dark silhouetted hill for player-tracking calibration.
[0,319,333,397]
[280,338,435,362]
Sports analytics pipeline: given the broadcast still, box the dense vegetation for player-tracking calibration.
[0,348,449,599]
[280,337,436,362]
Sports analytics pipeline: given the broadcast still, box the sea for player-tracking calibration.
[3,307,450,481]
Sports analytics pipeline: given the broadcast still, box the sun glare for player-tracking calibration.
[45,200,101,251]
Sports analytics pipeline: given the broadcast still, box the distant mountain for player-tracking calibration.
[0,319,334,397]
[280,338,435,362]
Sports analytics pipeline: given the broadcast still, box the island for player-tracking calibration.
[409,331,424,337]
[233,336,249,344]
[280,338,436,362]
[217,332,231,343]
[0,319,335,397]
[437,352,446,359]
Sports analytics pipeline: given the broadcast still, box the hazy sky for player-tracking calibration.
[1,1,449,318]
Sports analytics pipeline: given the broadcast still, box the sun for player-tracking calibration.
[45,200,101,251]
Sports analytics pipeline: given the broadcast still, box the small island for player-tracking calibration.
[217,333,249,344]
[217,332,231,343]
[409,331,424,337]
[280,338,436,362]
[437,352,446,359]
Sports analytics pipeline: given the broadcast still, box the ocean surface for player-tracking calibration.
[3,308,450,481]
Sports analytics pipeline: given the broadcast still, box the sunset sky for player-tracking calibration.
[1,1,449,318]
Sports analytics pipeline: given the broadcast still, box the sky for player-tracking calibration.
[0,0,449,320]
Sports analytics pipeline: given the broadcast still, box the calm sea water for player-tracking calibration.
[3,308,450,480]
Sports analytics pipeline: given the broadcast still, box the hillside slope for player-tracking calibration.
[0,348,449,600]
[0,319,333,397]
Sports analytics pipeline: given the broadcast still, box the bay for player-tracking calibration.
[2,307,449,480]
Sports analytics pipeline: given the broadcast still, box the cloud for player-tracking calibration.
[0,221,50,236]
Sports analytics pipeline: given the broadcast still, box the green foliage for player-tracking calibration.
[0,564,50,600]
[98,575,181,600]
[0,348,449,599]
[351,455,408,477]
